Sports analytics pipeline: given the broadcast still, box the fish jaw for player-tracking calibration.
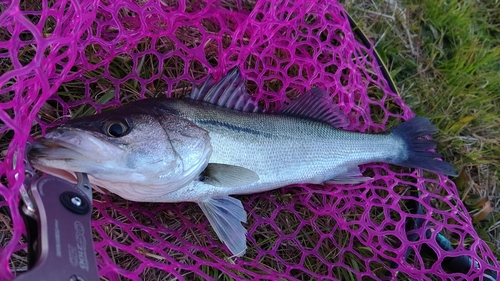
[28,128,129,181]
[36,128,126,160]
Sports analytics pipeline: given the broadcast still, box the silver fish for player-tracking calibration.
[28,68,457,257]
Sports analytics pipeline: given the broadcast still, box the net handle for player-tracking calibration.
[346,13,400,96]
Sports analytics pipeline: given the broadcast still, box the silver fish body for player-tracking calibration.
[29,68,456,257]
[144,99,402,202]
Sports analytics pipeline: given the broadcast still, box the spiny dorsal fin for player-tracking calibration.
[187,68,261,113]
[280,88,349,129]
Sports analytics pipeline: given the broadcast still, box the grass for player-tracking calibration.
[1,0,499,279]
[343,0,500,258]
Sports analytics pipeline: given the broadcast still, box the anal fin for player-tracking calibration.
[325,166,372,184]
[198,196,248,257]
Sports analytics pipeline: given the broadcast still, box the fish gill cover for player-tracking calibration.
[0,0,498,280]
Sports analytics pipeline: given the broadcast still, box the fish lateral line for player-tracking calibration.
[196,119,274,138]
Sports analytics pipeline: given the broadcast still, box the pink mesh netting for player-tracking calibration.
[0,0,498,280]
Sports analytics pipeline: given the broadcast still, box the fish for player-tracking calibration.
[28,67,457,257]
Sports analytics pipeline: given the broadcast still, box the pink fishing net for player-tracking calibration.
[0,0,498,280]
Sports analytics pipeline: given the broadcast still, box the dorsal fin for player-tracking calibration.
[279,88,349,128]
[187,67,261,113]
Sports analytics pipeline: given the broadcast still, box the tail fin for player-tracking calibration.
[391,117,458,177]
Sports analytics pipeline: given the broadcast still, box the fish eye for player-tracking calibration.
[103,119,129,137]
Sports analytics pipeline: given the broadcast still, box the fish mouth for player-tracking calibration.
[29,128,125,160]
[26,141,76,182]
[28,138,87,161]
[28,128,125,178]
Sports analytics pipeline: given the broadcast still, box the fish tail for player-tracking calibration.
[391,117,458,177]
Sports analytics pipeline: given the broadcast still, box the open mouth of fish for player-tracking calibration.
[29,127,125,161]
[27,136,91,183]
[29,137,86,160]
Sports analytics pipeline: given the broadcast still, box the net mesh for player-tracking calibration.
[0,0,498,280]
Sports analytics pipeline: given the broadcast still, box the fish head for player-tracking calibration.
[29,105,212,199]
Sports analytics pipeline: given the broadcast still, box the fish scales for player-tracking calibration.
[155,99,402,199]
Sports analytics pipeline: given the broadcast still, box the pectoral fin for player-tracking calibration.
[198,196,248,257]
[200,163,259,187]
[325,166,372,184]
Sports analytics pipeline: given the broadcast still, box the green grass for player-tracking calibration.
[344,0,500,259]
